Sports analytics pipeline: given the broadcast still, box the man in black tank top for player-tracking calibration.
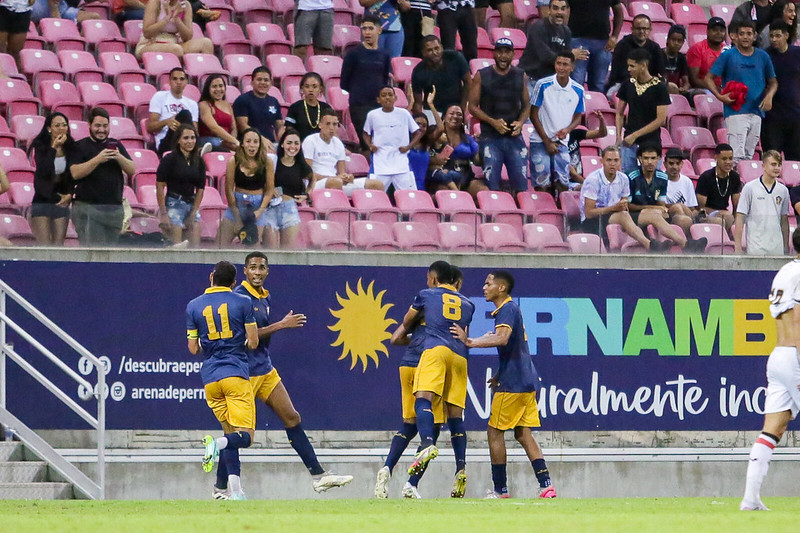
[468,38,530,194]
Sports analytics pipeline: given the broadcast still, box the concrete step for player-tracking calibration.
[0,442,24,462]
[0,482,73,500]
[0,462,48,483]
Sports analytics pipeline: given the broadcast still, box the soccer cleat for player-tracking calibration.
[230,491,247,501]
[374,466,390,499]
[408,444,438,476]
[402,482,421,499]
[212,487,230,500]
[313,472,354,493]
[450,469,467,498]
[201,435,218,473]
[484,489,510,499]
[740,500,770,511]
[538,486,557,498]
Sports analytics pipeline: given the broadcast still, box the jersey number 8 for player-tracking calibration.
[202,303,233,340]
[442,293,462,320]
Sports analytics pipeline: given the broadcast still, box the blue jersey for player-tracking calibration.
[234,281,274,377]
[400,318,426,368]
[185,287,256,385]
[492,298,541,394]
[411,285,475,358]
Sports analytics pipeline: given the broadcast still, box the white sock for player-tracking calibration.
[216,436,228,450]
[228,474,242,494]
[743,433,777,504]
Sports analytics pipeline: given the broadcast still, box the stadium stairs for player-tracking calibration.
[0,430,75,499]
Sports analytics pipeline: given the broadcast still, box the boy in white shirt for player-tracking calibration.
[663,147,700,236]
[363,87,424,191]
[146,67,200,154]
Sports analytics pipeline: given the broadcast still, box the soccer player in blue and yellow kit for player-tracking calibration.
[375,261,452,499]
[234,251,353,495]
[403,263,475,498]
[186,261,259,501]
[451,270,556,499]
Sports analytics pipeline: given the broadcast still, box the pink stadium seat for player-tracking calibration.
[391,57,421,89]
[0,117,16,148]
[0,190,15,215]
[123,185,143,210]
[738,160,762,183]
[715,127,727,144]
[660,127,678,151]
[667,94,699,134]
[559,190,582,230]
[351,220,400,250]
[673,126,716,165]
[517,190,566,231]
[122,20,144,51]
[119,82,158,122]
[232,0,274,24]
[68,120,90,140]
[670,2,706,26]
[38,80,84,121]
[110,116,143,141]
[694,157,715,176]
[136,184,159,213]
[595,126,619,150]
[693,93,724,133]
[19,49,65,86]
[350,189,400,226]
[567,233,605,253]
[10,115,45,151]
[57,50,105,85]
[246,23,292,57]
[332,0,357,25]
[392,221,440,251]
[710,4,736,27]
[8,182,34,211]
[183,54,230,85]
[476,190,525,237]
[266,54,307,87]
[39,18,86,51]
[223,54,262,85]
[81,19,127,54]
[471,27,494,59]
[332,25,361,55]
[141,52,181,82]
[0,214,36,245]
[435,190,484,226]
[583,91,615,130]
[606,223,647,253]
[782,161,800,188]
[99,52,147,86]
[629,1,672,27]
[327,86,351,118]
[437,222,484,251]
[270,0,296,25]
[488,28,526,60]
[478,222,527,252]
[523,223,570,252]
[393,189,442,225]
[206,21,253,56]
[307,55,343,84]
[343,153,369,177]
[0,53,25,82]
[78,82,125,118]
[306,220,350,250]
[203,152,234,183]
[691,223,734,254]
[469,58,493,76]
[128,216,162,235]
[310,188,357,226]
[514,0,539,26]
[581,155,603,177]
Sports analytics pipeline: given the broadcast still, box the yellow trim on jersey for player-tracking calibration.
[439,284,457,291]
[495,324,512,330]
[491,297,513,317]
[205,287,233,294]
[187,329,199,339]
[241,281,269,300]
[245,321,257,326]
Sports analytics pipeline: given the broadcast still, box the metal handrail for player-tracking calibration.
[0,279,105,499]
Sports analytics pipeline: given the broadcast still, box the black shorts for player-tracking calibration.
[31,202,70,220]
[0,7,32,35]
[580,214,610,244]
[474,0,512,9]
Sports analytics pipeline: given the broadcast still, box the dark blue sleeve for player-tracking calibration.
[232,93,248,117]
[411,291,425,311]
[494,305,515,332]
[340,50,355,92]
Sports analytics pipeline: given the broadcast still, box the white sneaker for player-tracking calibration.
[740,499,770,511]
[200,142,213,156]
[230,491,247,501]
[484,489,510,499]
[374,466,390,499]
[312,472,354,493]
[402,482,421,499]
[212,487,230,500]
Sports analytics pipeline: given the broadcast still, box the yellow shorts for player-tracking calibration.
[488,391,541,431]
[250,368,282,403]
[400,366,446,424]
[204,376,255,430]
[413,346,468,409]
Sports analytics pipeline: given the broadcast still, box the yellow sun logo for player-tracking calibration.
[328,278,397,372]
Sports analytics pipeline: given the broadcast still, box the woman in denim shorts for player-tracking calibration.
[219,128,274,246]
[156,123,206,246]
[264,128,311,249]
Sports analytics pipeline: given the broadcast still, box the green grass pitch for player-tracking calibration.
[1,498,798,532]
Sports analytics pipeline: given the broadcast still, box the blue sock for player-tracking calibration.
[215,449,229,490]
[223,448,241,477]
[407,425,439,487]
[285,424,325,476]
[385,423,417,473]
[448,417,466,473]
[414,398,435,447]
[532,458,551,488]
[224,431,251,450]
[491,464,508,494]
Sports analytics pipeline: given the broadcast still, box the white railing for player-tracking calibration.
[0,279,105,500]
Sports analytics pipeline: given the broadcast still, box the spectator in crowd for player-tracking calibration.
[134,0,213,58]
[530,50,584,195]
[189,0,221,32]
[764,20,800,161]
[707,19,777,164]
[567,111,607,189]
[627,144,707,252]
[568,0,624,93]
[427,104,485,198]
[285,72,334,140]
[31,0,100,23]
[519,0,588,91]
[687,17,727,91]
[662,24,690,96]
[266,128,309,249]
[68,107,136,246]
[408,111,433,190]
[341,14,392,154]
[198,73,238,152]
[113,0,148,23]
[359,0,406,58]
[436,0,477,62]
[147,67,200,156]
[735,149,790,255]
[303,109,383,194]
[30,112,74,246]
[293,0,334,61]
[614,48,669,175]
[233,67,283,150]
[411,36,471,121]
[0,0,34,64]
[400,0,433,58]
[363,86,423,191]
[759,0,798,48]
[695,143,741,235]
[0,163,9,246]
[219,128,274,246]
[606,14,666,95]
[662,147,700,238]
[474,0,515,30]
[580,145,667,251]
[469,38,530,195]
[731,0,774,36]
[156,123,205,247]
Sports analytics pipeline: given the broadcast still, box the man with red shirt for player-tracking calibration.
[688,17,728,90]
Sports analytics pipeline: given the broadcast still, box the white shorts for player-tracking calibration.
[764,346,800,418]
[313,176,368,196]
[371,171,416,191]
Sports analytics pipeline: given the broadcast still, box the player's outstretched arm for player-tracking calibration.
[245,323,259,350]
[401,307,420,331]
[258,311,307,339]
[187,338,201,355]
[451,324,511,348]
[390,324,411,346]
